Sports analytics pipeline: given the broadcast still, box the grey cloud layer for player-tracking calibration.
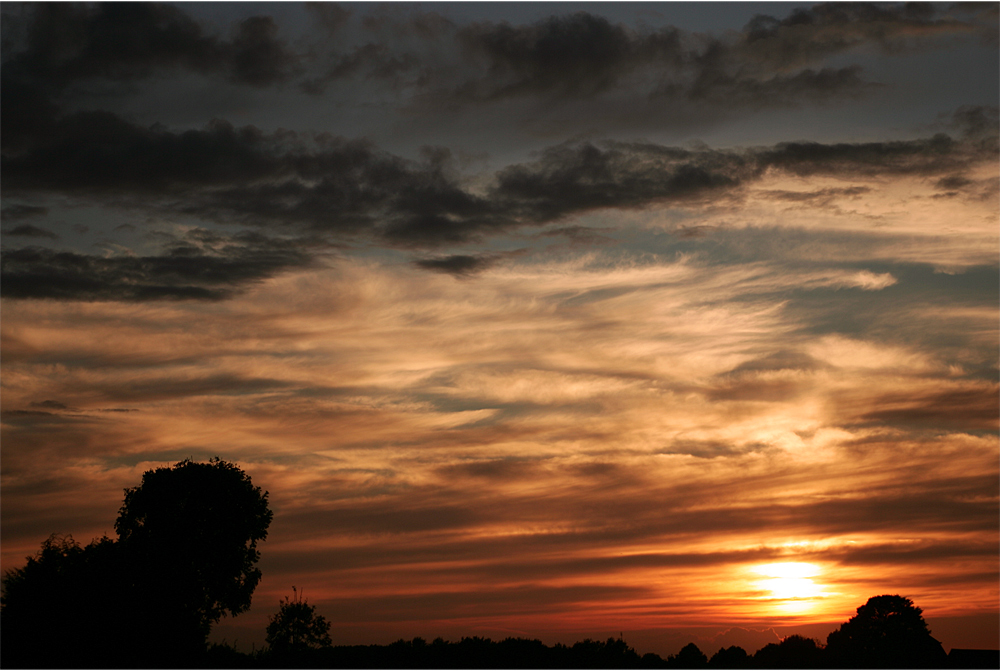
[0,3,299,90]
[2,2,990,135]
[3,104,995,296]
[1,230,320,301]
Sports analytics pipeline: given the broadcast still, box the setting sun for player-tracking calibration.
[1,1,998,663]
[752,563,827,609]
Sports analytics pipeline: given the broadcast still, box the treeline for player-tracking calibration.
[201,631,994,669]
[2,460,994,669]
[228,593,983,669]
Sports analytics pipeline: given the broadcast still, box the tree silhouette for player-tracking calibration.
[825,594,948,668]
[265,587,332,654]
[0,534,133,667]
[115,458,273,660]
[708,645,749,668]
[752,635,823,669]
[1,458,272,668]
[668,642,708,668]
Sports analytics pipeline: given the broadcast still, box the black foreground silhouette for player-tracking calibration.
[1,459,996,669]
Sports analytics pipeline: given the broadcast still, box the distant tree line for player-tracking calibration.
[2,459,995,669]
[248,593,980,669]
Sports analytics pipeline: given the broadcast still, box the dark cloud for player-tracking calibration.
[0,232,316,301]
[855,386,999,432]
[414,254,497,277]
[300,42,421,96]
[0,3,301,91]
[758,134,981,177]
[823,538,1000,566]
[455,12,672,101]
[658,65,876,109]
[2,113,292,193]
[656,440,769,459]
[536,225,614,246]
[764,186,871,204]
[2,223,58,239]
[30,400,68,410]
[0,2,988,135]
[227,15,301,87]
[1,102,995,300]
[89,373,295,404]
[415,4,974,111]
[438,458,541,481]
[317,583,649,623]
[5,114,994,228]
[305,3,352,36]
[0,204,48,222]
[491,142,746,224]
[949,104,1000,141]
[741,3,972,70]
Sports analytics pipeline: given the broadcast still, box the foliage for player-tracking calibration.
[825,594,948,668]
[1,458,272,668]
[752,635,823,669]
[116,457,273,626]
[667,642,708,668]
[708,645,749,668]
[0,535,135,667]
[265,588,332,653]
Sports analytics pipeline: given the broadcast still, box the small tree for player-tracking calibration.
[265,587,332,653]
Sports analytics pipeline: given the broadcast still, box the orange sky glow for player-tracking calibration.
[1,1,998,658]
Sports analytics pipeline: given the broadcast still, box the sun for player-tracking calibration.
[752,562,826,608]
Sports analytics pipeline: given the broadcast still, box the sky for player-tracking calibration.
[1,0,998,657]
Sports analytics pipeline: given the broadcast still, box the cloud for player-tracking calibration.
[0,204,48,222]
[2,95,994,262]
[455,12,664,101]
[854,385,1000,432]
[414,254,498,277]
[0,231,317,301]
[30,400,68,410]
[2,224,58,239]
[0,3,302,90]
[227,15,302,87]
[740,3,975,69]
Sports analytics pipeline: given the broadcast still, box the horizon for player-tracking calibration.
[1,1,998,659]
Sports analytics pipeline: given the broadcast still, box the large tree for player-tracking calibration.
[115,458,273,657]
[825,594,948,668]
[1,458,272,667]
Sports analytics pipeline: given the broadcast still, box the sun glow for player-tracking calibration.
[752,563,827,612]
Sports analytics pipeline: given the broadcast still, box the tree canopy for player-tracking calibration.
[116,458,273,629]
[825,594,948,668]
[1,458,272,668]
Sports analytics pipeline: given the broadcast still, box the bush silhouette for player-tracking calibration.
[1,458,272,668]
[265,588,332,655]
[825,594,947,668]
[0,534,135,667]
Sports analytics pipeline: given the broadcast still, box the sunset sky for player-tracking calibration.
[1,1,998,657]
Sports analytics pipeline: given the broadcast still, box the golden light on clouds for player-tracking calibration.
[1,1,998,657]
